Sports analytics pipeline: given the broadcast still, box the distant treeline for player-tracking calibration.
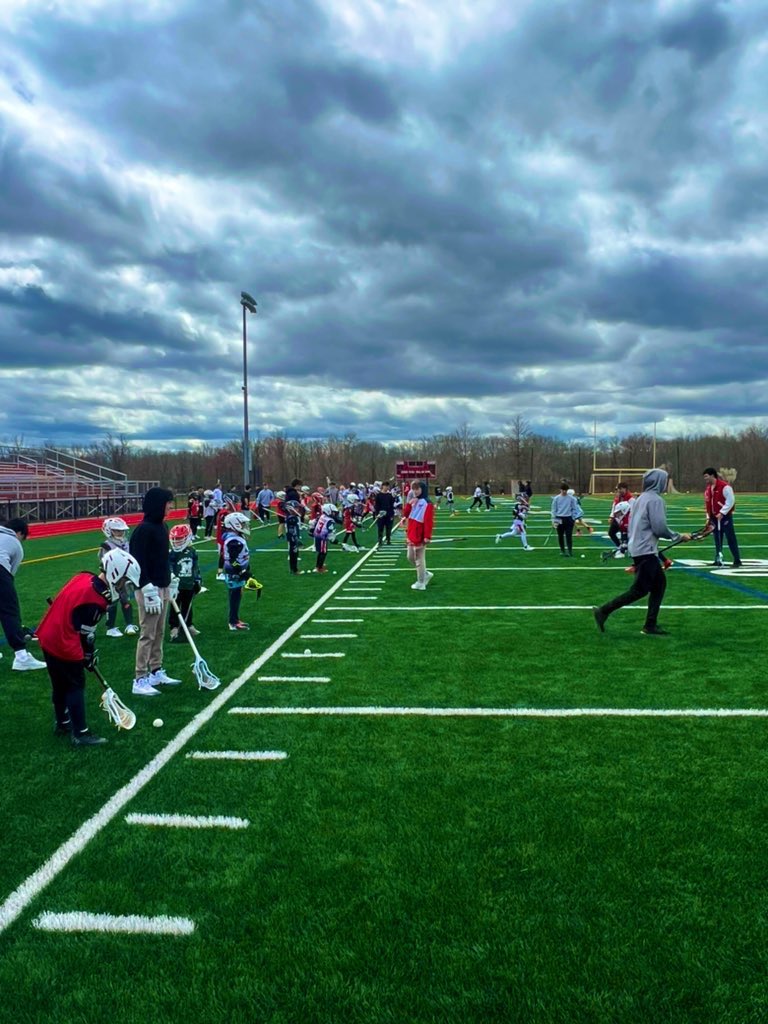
[6,422,768,494]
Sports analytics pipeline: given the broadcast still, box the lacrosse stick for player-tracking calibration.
[363,511,386,531]
[658,524,713,556]
[542,525,555,548]
[93,665,136,731]
[169,596,221,691]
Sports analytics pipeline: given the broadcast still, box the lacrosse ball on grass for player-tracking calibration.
[580,554,585,559]
[304,648,311,655]
[153,718,164,728]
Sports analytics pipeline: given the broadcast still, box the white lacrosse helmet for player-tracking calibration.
[275,490,286,499]
[224,511,251,535]
[102,548,141,600]
[102,517,129,540]
[322,503,337,516]
[300,485,311,494]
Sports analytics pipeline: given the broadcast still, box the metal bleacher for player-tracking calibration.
[0,447,158,523]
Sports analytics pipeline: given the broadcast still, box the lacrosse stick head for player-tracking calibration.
[100,687,136,730]
[244,577,263,598]
[193,657,221,691]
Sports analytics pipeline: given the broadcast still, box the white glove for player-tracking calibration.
[142,583,162,615]
[169,576,180,601]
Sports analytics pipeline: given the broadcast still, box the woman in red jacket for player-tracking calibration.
[403,481,435,591]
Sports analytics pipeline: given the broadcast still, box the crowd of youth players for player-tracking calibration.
[1,467,742,745]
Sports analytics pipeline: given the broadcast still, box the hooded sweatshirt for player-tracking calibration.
[627,469,680,557]
[129,487,174,588]
[0,526,23,576]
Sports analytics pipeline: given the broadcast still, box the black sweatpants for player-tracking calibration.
[168,589,195,630]
[0,566,25,652]
[556,516,575,554]
[44,651,88,734]
[598,553,667,630]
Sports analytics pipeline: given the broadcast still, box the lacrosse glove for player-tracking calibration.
[169,575,180,601]
[142,583,162,615]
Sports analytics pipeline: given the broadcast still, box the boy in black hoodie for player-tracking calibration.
[129,487,181,695]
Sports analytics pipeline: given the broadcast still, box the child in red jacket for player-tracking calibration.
[403,481,435,590]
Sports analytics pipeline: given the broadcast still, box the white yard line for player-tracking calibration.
[299,634,358,639]
[320,604,768,612]
[32,912,196,935]
[0,546,378,936]
[312,618,363,623]
[125,813,249,829]
[229,705,768,719]
[186,750,288,761]
[282,652,345,658]
[333,596,378,601]
[257,676,331,683]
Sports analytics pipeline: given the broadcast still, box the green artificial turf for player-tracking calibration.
[0,497,766,1024]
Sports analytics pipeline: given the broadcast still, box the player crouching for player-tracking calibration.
[36,549,141,746]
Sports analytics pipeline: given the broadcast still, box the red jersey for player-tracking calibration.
[403,501,435,545]
[36,572,109,662]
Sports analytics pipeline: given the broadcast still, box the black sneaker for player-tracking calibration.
[593,607,607,633]
[732,560,743,568]
[641,626,669,636]
[53,719,72,736]
[71,731,107,747]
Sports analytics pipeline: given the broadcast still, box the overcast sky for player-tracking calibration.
[2,0,768,450]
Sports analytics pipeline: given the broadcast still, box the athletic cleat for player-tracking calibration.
[228,620,250,631]
[524,545,534,551]
[150,669,181,686]
[593,607,607,633]
[189,625,201,636]
[732,560,743,568]
[105,627,123,638]
[12,650,46,671]
[424,571,434,586]
[53,718,72,736]
[71,731,107,747]
[124,624,139,636]
[411,581,427,591]
[495,534,501,544]
[132,677,162,696]
[169,628,179,642]
[641,626,669,636]
[312,567,328,574]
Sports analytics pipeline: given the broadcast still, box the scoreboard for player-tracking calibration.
[395,461,436,480]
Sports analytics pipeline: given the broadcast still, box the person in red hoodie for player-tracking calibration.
[36,549,141,746]
[403,480,435,591]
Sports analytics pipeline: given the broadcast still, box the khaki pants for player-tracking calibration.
[407,543,427,584]
[134,586,170,678]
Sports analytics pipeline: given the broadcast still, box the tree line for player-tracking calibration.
[5,422,768,494]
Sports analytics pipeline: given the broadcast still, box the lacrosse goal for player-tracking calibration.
[588,468,651,495]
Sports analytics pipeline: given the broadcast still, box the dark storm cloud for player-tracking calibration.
[2,0,768,447]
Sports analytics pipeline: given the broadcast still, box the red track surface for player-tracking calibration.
[29,509,188,538]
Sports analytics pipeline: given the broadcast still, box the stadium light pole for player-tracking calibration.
[240,291,257,489]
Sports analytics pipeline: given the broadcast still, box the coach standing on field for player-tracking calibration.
[0,518,46,671]
[593,468,691,636]
[703,468,743,568]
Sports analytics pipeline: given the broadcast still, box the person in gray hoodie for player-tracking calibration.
[593,469,691,636]
[0,518,46,670]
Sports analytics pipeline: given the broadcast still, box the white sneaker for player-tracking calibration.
[495,534,501,544]
[169,628,179,641]
[132,677,161,696]
[149,668,182,686]
[189,626,201,637]
[124,624,139,636]
[524,545,535,551]
[425,571,434,586]
[411,581,427,591]
[216,572,225,581]
[106,627,123,638]
[12,650,46,671]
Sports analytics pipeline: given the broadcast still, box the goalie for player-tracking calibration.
[36,549,141,746]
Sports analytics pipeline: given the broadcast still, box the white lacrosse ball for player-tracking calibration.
[304,648,311,655]
[580,555,585,559]
[153,718,164,728]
